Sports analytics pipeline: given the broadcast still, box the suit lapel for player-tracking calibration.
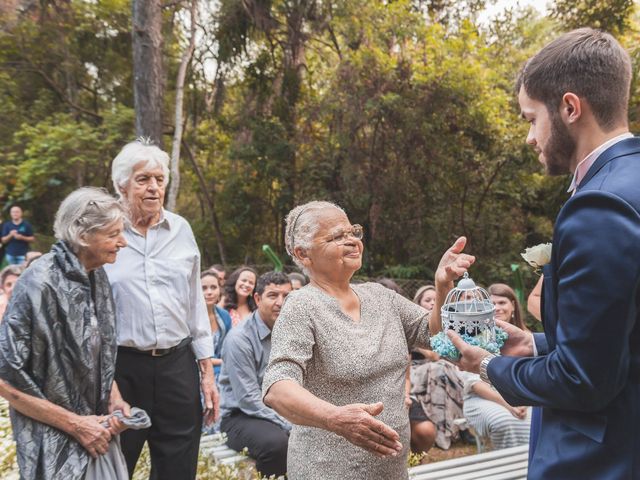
[577,137,640,191]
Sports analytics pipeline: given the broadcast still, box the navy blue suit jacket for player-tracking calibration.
[489,137,640,479]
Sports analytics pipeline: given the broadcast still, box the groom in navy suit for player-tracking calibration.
[449,28,640,479]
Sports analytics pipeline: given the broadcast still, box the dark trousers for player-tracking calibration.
[220,411,289,477]
[115,345,202,480]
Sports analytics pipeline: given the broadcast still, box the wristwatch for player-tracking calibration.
[479,354,496,385]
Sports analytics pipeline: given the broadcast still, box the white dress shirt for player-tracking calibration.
[104,209,213,359]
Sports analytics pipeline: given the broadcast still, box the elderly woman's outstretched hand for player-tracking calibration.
[327,402,403,457]
[435,237,475,288]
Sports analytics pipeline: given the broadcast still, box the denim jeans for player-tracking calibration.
[5,254,25,265]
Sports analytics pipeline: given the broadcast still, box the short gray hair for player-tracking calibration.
[54,187,125,252]
[284,201,345,272]
[111,138,170,198]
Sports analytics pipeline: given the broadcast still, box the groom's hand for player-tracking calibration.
[495,320,535,357]
[447,330,490,374]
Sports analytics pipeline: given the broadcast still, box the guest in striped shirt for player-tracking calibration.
[458,284,530,449]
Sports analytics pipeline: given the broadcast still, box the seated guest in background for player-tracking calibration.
[263,201,473,479]
[24,251,43,268]
[458,373,530,450]
[0,264,23,320]
[224,266,258,326]
[413,285,436,312]
[0,187,130,479]
[287,271,307,290]
[1,205,35,265]
[201,270,232,378]
[375,277,406,296]
[488,283,528,329]
[411,286,440,363]
[209,264,227,306]
[458,283,530,450]
[219,271,292,478]
[409,284,464,452]
[209,264,226,285]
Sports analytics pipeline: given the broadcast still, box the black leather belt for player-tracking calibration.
[118,337,192,357]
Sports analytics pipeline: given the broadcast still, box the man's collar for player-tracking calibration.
[126,208,172,236]
[252,311,272,340]
[567,132,633,194]
[156,208,172,229]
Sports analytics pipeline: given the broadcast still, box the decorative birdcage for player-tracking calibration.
[430,272,505,360]
[440,272,496,344]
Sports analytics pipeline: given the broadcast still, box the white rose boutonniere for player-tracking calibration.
[521,242,552,273]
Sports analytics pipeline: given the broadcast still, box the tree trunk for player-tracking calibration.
[132,0,164,145]
[182,140,228,265]
[167,0,197,211]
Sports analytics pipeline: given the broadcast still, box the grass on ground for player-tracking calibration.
[419,441,478,464]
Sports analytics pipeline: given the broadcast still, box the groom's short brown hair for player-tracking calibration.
[516,28,631,131]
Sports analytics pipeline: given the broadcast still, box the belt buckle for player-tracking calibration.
[151,348,163,357]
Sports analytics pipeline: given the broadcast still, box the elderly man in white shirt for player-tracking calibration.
[104,139,218,479]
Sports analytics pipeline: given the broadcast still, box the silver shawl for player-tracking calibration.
[0,241,117,480]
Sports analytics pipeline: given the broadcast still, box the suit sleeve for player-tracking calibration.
[533,332,548,356]
[488,191,640,412]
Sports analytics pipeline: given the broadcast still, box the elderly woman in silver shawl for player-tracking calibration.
[0,187,130,479]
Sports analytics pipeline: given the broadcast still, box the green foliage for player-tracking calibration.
[383,264,432,280]
[0,399,18,478]
[3,0,640,291]
[550,0,636,36]
[0,107,133,226]
[0,1,135,230]
[407,450,426,467]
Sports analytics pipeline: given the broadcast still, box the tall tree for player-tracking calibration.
[132,0,164,144]
[167,0,198,210]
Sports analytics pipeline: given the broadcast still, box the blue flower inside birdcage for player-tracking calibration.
[430,272,507,360]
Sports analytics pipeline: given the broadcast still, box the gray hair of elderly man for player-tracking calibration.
[54,187,125,253]
[111,138,170,199]
[284,200,345,273]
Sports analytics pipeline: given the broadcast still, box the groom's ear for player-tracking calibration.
[561,92,582,124]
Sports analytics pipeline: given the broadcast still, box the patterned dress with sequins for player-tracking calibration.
[263,282,431,480]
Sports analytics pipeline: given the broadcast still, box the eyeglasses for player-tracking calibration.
[325,224,364,245]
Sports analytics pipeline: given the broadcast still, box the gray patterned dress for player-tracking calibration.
[0,241,118,480]
[263,282,430,479]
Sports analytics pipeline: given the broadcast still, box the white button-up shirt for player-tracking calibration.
[104,209,213,359]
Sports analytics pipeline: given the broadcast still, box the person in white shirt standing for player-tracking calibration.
[104,139,218,479]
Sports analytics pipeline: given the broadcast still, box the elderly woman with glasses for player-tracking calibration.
[263,201,474,480]
[0,187,131,480]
